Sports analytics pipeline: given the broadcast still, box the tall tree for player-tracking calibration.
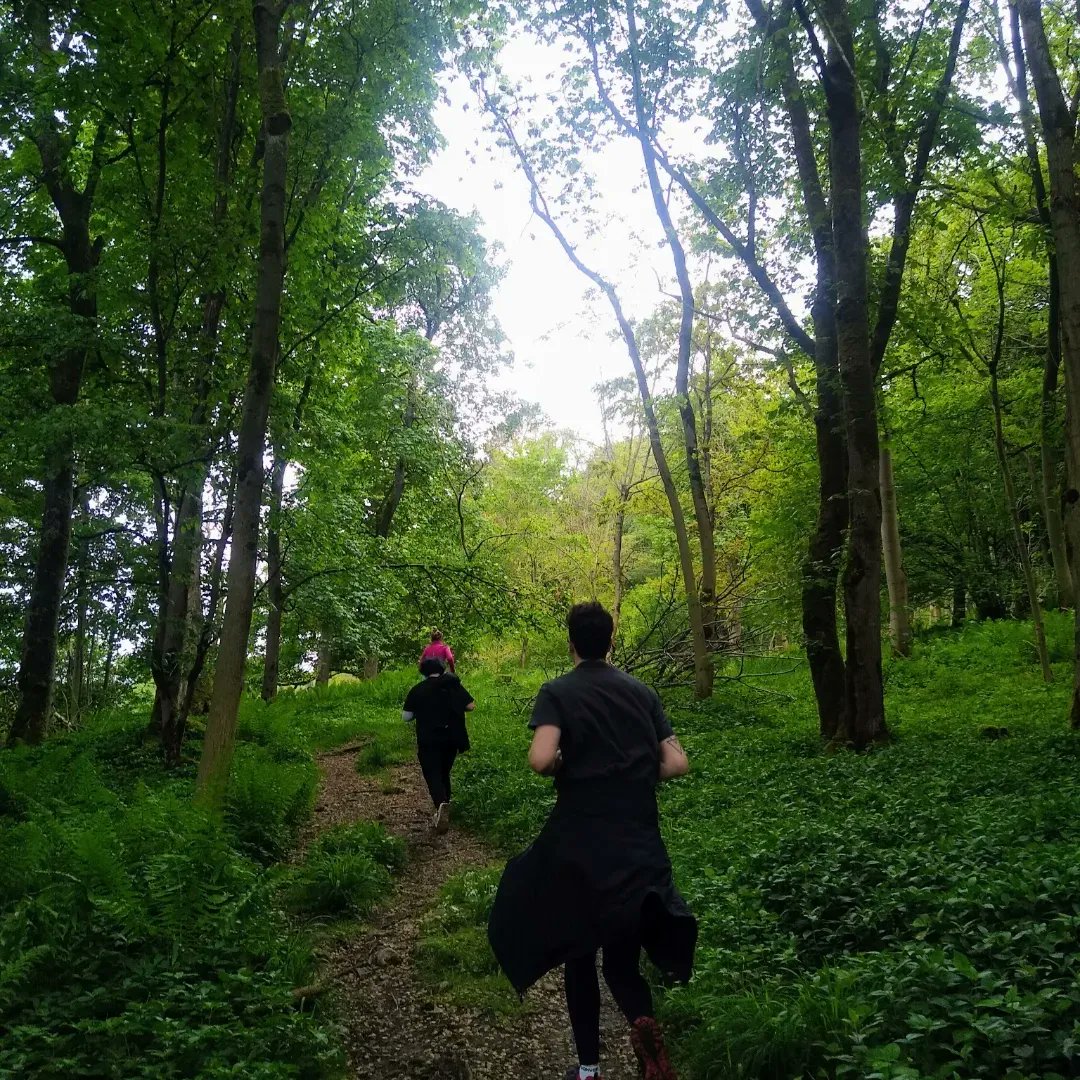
[1015,0,1080,722]
[196,0,292,807]
[4,2,110,743]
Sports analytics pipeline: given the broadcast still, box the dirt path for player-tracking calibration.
[311,746,640,1080]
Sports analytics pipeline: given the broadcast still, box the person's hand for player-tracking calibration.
[542,748,563,776]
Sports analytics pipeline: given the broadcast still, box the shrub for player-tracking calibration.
[289,821,405,918]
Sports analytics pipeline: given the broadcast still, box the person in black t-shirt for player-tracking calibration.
[487,602,695,1080]
[402,657,475,834]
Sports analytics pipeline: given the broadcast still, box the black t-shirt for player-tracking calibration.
[528,660,674,788]
[404,674,474,745]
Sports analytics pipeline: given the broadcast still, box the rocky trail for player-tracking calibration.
[308,745,640,1080]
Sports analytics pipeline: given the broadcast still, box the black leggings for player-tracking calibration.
[417,742,457,806]
[564,936,654,1065]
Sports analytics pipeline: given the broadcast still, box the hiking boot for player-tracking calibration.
[630,1016,676,1080]
[435,802,450,834]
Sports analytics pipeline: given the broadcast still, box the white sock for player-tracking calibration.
[578,1067,599,1079]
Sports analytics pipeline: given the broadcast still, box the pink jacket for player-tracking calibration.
[420,641,455,672]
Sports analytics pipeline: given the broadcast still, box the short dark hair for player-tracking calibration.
[420,657,445,676]
[567,602,614,660]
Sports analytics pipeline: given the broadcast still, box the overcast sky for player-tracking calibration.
[415,43,672,447]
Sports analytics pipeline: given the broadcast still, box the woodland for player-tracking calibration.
[1,0,1080,1076]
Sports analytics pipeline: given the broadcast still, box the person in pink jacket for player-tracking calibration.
[419,630,455,674]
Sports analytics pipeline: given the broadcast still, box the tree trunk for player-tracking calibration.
[150,27,241,758]
[179,467,233,729]
[626,0,716,664]
[196,1,291,807]
[261,454,287,703]
[1006,0,1073,609]
[1038,284,1073,608]
[612,498,627,637]
[952,578,967,626]
[492,91,712,699]
[824,0,886,747]
[362,657,379,680]
[991,364,1053,681]
[1016,0,1080,723]
[315,635,332,685]
[375,381,416,539]
[880,442,913,656]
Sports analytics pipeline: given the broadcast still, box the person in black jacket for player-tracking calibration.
[487,602,695,1080]
[402,657,475,834]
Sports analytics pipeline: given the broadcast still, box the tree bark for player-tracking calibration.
[952,578,967,626]
[990,361,1053,681]
[823,0,886,747]
[150,24,241,759]
[880,442,912,656]
[1016,0,1080,723]
[196,0,291,807]
[626,0,716,670]
[612,498,627,637]
[375,380,416,539]
[1005,0,1073,609]
[10,166,101,745]
[315,635,332,685]
[261,454,287,703]
[489,95,713,698]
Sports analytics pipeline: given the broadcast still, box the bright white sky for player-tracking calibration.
[415,42,673,446]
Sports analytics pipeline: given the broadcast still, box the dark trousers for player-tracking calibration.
[417,741,457,807]
[564,935,654,1065]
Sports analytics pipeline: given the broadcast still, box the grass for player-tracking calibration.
[6,622,1079,1079]
[434,615,1080,1079]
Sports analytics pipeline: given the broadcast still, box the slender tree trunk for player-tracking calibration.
[490,94,712,698]
[150,26,241,757]
[612,498,627,637]
[952,577,967,626]
[180,473,233,728]
[375,381,416,539]
[1039,282,1073,607]
[1005,0,1073,609]
[824,0,886,747]
[880,442,912,656]
[261,455,287,703]
[991,365,1053,681]
[10,250,98,746]
[1016,0,1080,724]
[627,0,716,667]
[196,1,291,807]
[315,635,332,686]
[362,657,379,680]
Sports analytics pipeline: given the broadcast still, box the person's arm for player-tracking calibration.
[649,688,689,780]
[446,645,456,673]
[527,684,562,774]
[659,733,689,780]
[402,687,417,724]
[465,701,475,711]
[528,724,562,775]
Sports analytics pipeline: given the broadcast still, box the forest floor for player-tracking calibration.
[309,743,640,1080]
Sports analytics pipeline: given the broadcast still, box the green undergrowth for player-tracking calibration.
[413,866,525,1014]
[289,821,406,920]
[437,616,1080,1079]
[0,676,418,1079]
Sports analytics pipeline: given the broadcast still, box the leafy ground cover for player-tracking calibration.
[441,615,1080,1079]
[0,679,408,1079]
[5,622,1078,1079]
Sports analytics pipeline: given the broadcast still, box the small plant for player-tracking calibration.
[289,821,405,918]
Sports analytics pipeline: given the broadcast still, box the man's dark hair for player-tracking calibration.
[420,657,445,676]
[567,602,614,660]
